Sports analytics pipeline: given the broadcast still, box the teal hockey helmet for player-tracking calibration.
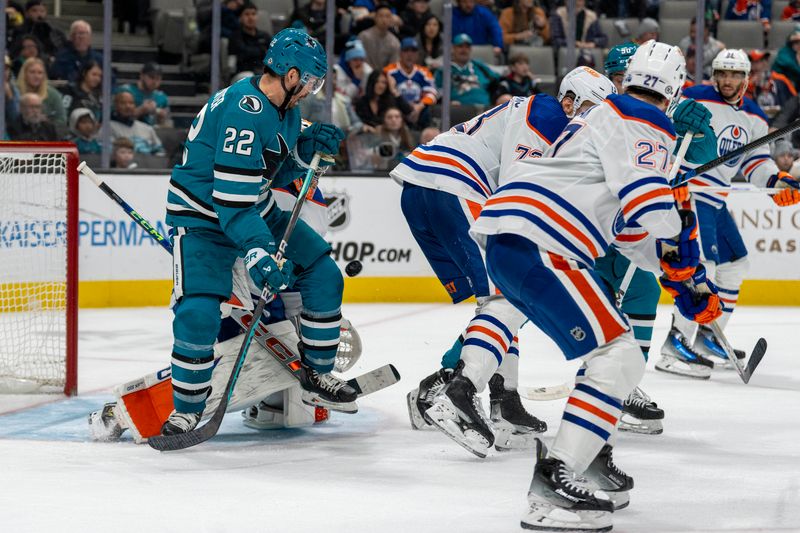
[263,28,328,94]
[604,43,639,75]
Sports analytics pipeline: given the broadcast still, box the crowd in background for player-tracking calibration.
[4,0,800,172]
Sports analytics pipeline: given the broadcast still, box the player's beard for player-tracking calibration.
[717,78,747,103]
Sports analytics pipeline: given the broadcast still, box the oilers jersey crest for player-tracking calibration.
[390,94,568,203]
[681,85,777,208]
[472,94,682,268]
[167,76,302,249]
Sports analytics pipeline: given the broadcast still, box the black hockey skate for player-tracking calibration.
[424,370,495,458]
[694,325,746,370]
[160,410,202,436]
[583,444,634,511]
[407,366,455,430]
[619,386,664,435]
[656,325,714,379]
[489,374,547,451]
[522,440,614,532]
[300,367,359,414]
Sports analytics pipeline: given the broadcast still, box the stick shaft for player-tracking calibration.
[78,161,173,254]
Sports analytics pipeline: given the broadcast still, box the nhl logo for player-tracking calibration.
[326,191,351,231]
[570,326,586,341]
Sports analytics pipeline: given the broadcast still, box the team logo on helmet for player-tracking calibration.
[718,124,748,167]
[239,95,263,114]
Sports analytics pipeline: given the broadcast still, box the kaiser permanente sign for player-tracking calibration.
[37,173,800,307]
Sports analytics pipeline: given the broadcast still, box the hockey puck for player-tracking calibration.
[345,260,363,277]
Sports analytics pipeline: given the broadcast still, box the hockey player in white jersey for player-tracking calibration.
[472,41,723,531]
[658,49,800,378]
[392,68,615,457]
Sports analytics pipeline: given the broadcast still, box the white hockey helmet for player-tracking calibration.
[557,66,617,117]
[711,48,751,76]
[711,49,751,102]
[622,40,686,114]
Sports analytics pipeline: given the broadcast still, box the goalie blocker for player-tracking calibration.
[90,313,363,443]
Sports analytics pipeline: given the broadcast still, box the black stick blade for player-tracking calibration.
[742,338,768,384]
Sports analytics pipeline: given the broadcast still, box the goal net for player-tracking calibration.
[0,143,78,395]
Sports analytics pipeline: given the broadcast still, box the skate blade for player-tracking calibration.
[406,389,429,430]
[521,500,613,532]
[425,402,490,459]
[655,357,711,380]
[618,414,663,435]
[301,393,358,414]
[493,421,539,451]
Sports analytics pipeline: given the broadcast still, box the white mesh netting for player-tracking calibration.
[0,151,69,393]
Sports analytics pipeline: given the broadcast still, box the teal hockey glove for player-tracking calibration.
[296,122,344,166]
[244,247,295,292]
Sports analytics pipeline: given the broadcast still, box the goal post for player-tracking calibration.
[0,142,79,396]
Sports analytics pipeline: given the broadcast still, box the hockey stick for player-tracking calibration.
[688,184,782,194]
[706,322,767,385]
[77,162,173,254]
[148,153,327,451]
[674,118,800,186]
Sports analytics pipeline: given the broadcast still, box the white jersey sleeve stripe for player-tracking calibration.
[414,144,493,193]
[399,153,490,198]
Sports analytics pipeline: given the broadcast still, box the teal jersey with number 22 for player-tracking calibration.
[166,75,302,251]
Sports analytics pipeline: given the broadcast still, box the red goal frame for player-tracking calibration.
[0,142,79,396]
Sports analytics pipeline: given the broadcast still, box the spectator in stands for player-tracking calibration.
[772,139,797,173]
[418,14,444,69]
[120,62,171,128]
[374,106,415,170]
[11,34,45,76]
[384,37,438,128]
[301,74,366,136]
[550,0,607,49]
[10,0,66,59]
[435,33,498,106]
[290,0,348,52]
[400,0,432,38]
[335,39,374,100]
[4,2,25,50]
[196,0,243,53]
[111,137,138,169]
[110,91,165,156]
[632,17,659,45]
[679,18,725,78]
[68,107,101,154]
[50,20,104,83]
[61,60,102,121]
[725,0,772,31]
[747,50,796,118]
[494,53,540,101]
[230,3,271,74]
[355,70,413,127]
[683,45,701,89]
[17,57,66,134]
[358,4,401,70]
[453,0,503,55]
[419,126,440,144]
[773,29,800,90]
[782,0,800,20]
[499,0,550,47]
[4,55,20,134]
[8,92,58,141]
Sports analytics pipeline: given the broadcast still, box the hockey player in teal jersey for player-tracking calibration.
[161,28,352,436]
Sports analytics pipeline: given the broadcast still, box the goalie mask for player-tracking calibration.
[557,66,617,118]
[334,318,362,373]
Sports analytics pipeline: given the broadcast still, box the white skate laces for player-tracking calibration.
[625,387,651,408]
[311,370,348,394]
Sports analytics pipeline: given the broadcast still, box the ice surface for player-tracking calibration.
[1,304,799,533]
